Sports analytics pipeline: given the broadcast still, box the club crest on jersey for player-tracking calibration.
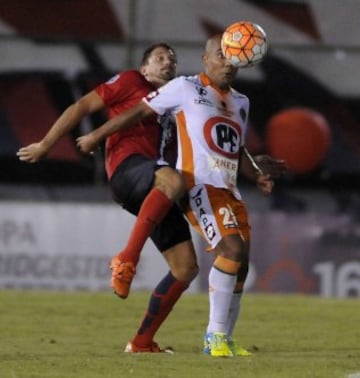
[203,116,242,158]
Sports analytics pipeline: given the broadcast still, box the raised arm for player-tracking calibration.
[16,90,104,163]
[76,100,155,154]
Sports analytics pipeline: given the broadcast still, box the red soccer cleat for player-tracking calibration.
[109,255,136,299]
[124,341,174,354]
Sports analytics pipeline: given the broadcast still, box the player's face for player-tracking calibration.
[142,47,177,85]
[203,36,238,90]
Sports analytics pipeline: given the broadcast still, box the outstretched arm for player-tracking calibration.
[76,100,155,154]
[16,91,104,163]
[238,148,275,196]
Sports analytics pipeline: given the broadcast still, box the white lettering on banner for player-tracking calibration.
[313,261,360,297]
[2,202,359,296]
[0,253,109,278]
[0,220,36,245]
[0,202,200,292]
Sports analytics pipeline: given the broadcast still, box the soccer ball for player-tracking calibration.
[221,21,268,68]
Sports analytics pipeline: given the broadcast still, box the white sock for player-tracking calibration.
[207,266,237,334]
[226,292,242,340]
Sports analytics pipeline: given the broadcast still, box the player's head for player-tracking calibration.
[202,34,238,90]
[140,43,177,87]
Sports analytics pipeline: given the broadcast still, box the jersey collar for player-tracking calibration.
[199,72,230,95]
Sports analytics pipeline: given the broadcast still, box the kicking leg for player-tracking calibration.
[111,166,185,299]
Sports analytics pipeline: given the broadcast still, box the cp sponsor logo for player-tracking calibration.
[204,117,242,158]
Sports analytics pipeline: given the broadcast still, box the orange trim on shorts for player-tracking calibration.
[214,255,241,275]
[176,110,195,189]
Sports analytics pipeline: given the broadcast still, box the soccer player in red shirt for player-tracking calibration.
[17,43,199,353]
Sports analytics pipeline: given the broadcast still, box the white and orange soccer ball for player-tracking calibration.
[221,21,268,68]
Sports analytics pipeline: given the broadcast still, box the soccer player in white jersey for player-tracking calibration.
[77,35,276,357]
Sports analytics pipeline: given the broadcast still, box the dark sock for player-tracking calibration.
[132,271,189,347]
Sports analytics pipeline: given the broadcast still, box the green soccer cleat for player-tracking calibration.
[203,334,211,355]
[228,340,252,357]
[204,332,233,357]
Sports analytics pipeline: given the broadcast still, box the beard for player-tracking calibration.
[160,68,176,81]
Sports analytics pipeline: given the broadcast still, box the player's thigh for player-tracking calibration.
[154,166,185,200]
[150,204,191,252]
[214,234,250,261]
[185,184,251,250]
[109,154,162,215]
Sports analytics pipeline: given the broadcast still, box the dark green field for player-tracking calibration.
[0,291,359,378]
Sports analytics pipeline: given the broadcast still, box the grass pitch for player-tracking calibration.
[0,290,359,378]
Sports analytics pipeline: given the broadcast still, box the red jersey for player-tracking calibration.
[95,70,160,178]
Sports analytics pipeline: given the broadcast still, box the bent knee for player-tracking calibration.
[154,167,186,200]
[172,263,199,283]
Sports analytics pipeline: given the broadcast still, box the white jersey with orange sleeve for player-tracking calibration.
[143,72,250,200]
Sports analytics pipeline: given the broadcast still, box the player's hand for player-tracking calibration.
[76,134,99,154]
[16,142,48,163]
[253,155,287,178]
[256,174,274,196]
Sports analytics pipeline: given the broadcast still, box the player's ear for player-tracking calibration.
[139,65,147,75]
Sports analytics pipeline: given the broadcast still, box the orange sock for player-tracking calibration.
[119,188,173,265]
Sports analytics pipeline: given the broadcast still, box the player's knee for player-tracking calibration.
[155,167,186,200]
[167,170,186,198]
[172,261,199,283]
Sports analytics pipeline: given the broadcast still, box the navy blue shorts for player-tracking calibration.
[109,154,191,252]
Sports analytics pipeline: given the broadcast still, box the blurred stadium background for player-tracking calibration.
[0,0,359,297]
